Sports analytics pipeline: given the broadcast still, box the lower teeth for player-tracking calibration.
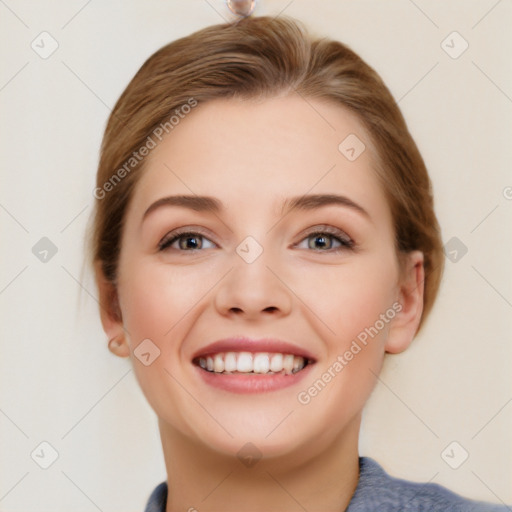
[205,367,304,375]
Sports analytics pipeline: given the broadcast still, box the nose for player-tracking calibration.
[214,247,293,320]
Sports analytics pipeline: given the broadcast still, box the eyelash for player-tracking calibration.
[157,225,355,253]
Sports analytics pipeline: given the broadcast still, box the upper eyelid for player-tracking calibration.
[303,225,352,238]
[159,225,351,240]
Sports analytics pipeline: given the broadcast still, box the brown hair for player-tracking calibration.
[86,15,444,332]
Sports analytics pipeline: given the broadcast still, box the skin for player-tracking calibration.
[96,94,424,512]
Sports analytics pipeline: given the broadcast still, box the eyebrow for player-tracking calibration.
[142,193,370,221]
[280,193,370,219]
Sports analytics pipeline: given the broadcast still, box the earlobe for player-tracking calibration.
[108,336,131,358]
[385,251,425,354]
[94,261,131,358]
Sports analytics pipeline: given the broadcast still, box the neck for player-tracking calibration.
[159,416,361,512]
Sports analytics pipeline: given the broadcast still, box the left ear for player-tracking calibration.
[385,250,425,354]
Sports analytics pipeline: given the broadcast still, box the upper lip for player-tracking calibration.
[192,336,317,362]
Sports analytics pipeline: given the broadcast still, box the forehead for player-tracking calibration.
[130,94,389,223]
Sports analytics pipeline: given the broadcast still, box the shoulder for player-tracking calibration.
[144,481,167,512]
[347,457,510,512]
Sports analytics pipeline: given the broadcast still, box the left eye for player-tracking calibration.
[296,231,354,252]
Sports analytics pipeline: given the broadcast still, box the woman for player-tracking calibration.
[87,15,510,512]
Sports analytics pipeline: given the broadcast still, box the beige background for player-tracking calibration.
[1,0,511,510]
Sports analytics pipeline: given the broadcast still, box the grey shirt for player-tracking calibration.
[144,456,511,511]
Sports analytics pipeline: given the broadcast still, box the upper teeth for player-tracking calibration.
[197,352,307,375]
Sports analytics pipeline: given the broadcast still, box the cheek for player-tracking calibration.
[297,250,398,344]
[295,258,398,425]
[116,261,212,430]
[117,256,223,365]
[119,259,213,343]
[297,251,398,388]
[312,253,398,406]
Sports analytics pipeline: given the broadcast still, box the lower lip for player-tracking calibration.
[193,363,314,394]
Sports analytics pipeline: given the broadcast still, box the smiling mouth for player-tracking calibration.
[192,351,315,375]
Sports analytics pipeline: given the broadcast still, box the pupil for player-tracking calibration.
[313,235,329,249]
[182,236,200,249]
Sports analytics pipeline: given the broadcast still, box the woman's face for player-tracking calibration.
[102,95,423,460]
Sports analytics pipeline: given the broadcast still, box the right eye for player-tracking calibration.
[158,230,217,252]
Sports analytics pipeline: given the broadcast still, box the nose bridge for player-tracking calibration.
[214,232,292,316]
